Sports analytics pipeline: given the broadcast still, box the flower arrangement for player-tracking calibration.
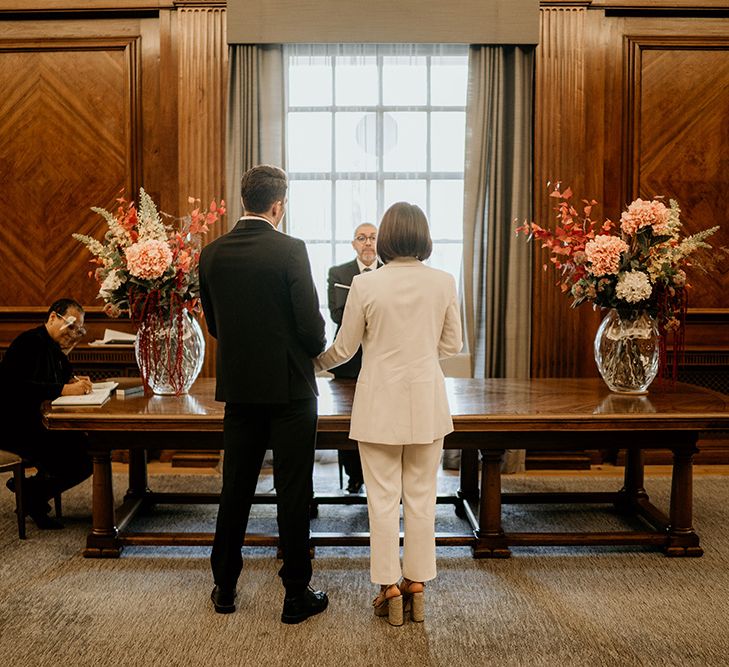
[517,185,720,379]
[74,188,225,393]
[74,188,224,320]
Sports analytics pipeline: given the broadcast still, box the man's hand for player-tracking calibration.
[62,376,93,396]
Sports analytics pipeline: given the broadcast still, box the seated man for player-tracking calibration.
[326,223,380,493]
[0,298,93,528]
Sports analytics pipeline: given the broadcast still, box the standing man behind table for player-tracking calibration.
[327,223,380,493]
[0,298,93,529]
[199,164,328,623]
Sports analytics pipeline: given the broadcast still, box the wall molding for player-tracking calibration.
[176,5,227,377]
[0,0,173,11]
[623,33,729,199]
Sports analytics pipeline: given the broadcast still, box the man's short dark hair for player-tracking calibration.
[240,165,288,214]
[376,202,432,264]
[47,298,84,319]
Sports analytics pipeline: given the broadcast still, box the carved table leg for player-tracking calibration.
[126,448,149,500]
[665,441,702,557]
[459,449,479,501]
[615,447,648,514]
[83,450,122,558]
[456,449,479,519]
[472,449,510,558]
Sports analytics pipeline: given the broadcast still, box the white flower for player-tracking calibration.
[616,270,652,304]
[665,199,683,238]
[98,270,124,298]
[675,226,718,258]
[137,187,168,242]
[91,206,130,248]
[72,232,105,257]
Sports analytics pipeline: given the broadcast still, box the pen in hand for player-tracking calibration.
[72,375,93,394]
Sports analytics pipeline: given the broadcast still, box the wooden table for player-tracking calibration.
[44,378,729,559]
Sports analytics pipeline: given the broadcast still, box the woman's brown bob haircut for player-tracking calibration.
[376,202,433,264]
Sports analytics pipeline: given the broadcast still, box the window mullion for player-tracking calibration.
[331,56,337,267]
[426,54,432,224]
[376,51,384,222]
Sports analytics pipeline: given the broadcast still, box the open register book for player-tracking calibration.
[89,329,136,346]
[51,381,118,407]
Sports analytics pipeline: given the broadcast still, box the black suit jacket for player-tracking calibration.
[0,325,71,436]
[199,218,326,404]
[326,259,381,379]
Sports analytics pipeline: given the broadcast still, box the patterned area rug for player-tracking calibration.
[1,466,728,667]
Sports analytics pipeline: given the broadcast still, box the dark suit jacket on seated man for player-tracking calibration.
[327,222,381,493]
[199,164,329,623]
[0,298,93,529]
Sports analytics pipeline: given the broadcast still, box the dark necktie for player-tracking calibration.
[362,267,372,273]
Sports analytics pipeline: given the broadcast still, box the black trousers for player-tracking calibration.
[6,428,92,512]
[339,449,364,485]
[211,398,318,594]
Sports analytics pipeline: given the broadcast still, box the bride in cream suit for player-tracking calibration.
[315,202,462,626]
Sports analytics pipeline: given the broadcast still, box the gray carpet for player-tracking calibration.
[1,466,728,667]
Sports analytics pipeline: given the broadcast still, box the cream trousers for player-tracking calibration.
[358,438,444,585]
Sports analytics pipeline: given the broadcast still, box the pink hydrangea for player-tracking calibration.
[620,199,670,235]
[125,239,172,280]
[585,235,628,276]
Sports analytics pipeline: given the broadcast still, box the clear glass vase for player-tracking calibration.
[593,308,659,394]
[134,310,205,395]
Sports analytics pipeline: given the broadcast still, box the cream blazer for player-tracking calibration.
[315,257,462,445]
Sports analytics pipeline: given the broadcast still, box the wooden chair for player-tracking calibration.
[0,449,27,538]
[0,450,62,538]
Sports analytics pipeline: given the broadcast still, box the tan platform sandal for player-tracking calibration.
[373,584,403,626]
[400,579,425,622]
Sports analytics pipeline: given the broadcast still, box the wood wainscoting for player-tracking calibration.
[533,3,729,380]
[1,1,728,467]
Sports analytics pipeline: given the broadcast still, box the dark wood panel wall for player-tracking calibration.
[0,0,727,386]
[0,0,226,376]
[533,1,729,380]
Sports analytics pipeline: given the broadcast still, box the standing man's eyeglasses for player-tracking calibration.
[354,234,377,244]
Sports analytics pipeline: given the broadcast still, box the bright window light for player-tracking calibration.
[285,45,468,337]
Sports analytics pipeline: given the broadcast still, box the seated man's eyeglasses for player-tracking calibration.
[354,234,377,244]
[57,312,87,337]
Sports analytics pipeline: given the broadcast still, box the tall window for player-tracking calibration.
[284,44,468,333]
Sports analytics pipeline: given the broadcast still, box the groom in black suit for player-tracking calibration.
[199,165,328,623]
[327,223,380,493]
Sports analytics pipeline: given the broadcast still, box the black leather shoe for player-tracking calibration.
[210,586,236,614]
[29,511,64,530]
[346,479,363,494]
[281,587,328,624]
